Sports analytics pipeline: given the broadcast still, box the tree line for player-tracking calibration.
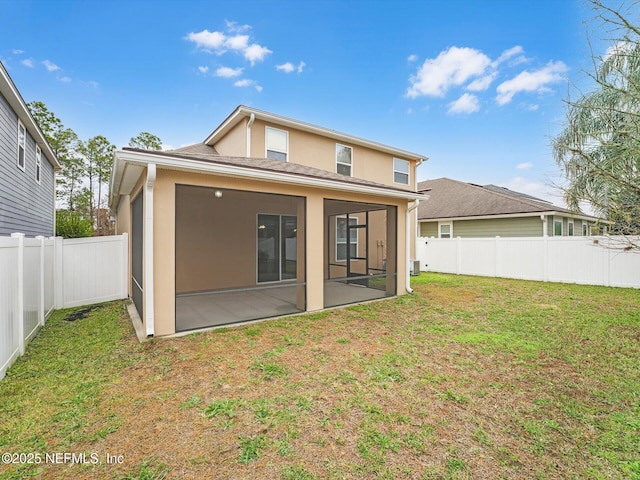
[27,101,161,237]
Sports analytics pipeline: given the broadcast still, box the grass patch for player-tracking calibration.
[0,274,638,479]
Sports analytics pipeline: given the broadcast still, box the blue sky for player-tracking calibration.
[0,0,616,206]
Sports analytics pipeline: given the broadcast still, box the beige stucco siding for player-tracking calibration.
[248,119,416,191]
[213,118,247,157]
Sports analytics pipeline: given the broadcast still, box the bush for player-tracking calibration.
[56,210,94,238]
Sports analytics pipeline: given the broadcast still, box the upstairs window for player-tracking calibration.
[17,120,26,171]
[336,144,352,176]
[266,127,288,161]
[35,146,42,183]
[393,158,409,185]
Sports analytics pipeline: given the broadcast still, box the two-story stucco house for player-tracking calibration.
[109,105,427,337]
[0,61,60,237]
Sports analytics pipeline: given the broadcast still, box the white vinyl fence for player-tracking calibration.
[1,233,128,380]
[417,236,640,289]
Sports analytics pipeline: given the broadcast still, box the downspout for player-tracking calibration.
[246,113,255,157]
[406,199,420,293]
[541,214,547,237]
[144,163,156,337]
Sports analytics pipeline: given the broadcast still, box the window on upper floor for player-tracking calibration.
[17,119,26,171]
[336,144,352,176]
[35,146,42,184]
[393,158,409,185]
[266,126,288,161]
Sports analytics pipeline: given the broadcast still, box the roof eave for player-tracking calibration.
[111,150,426,203]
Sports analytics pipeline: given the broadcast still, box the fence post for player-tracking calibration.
[54,236,64,310]
[456,237,462,275]
[495,236,501,277]
[36,236,45,327]
[121,232,129,299]
[543,236,549,282]
[11,233,25,356]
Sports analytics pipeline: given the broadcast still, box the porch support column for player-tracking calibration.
[144,164,156,337]
[296,200,306,310]
[305,194,324,311]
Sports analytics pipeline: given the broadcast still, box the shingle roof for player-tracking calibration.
[126,144,420,195]
[417,177,583,220]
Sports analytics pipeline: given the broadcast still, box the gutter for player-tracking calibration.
[406,199,420,293]
[246,112,255,157]
[144,164,156,337]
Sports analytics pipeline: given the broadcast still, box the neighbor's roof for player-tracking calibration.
[109,145,426,208]
[204,105,428,163]
[0,61,60,170]
[417,177,597,221]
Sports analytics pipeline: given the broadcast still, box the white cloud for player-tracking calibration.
[496,60,568,105]
[407,54,418,62]
[244,43,272,65]
[406,47,492,98]
[466,72,497,91]
[198,66,209,73]
[276,61,305,74]
[516,162,533,170]
[12,49,24,55]
[604,40,633,61]
[185,29,226,51]
[225,34,249,51]
[225,20,250,34]
[186,24,271,65]
[493,45,525,67]
[215,66,243,78]
[21,58,34,68]
[447,93,480,114]
[59,76,71,83]
[234,78,262,92]
[42,60,60,72]
[276,62,295,73]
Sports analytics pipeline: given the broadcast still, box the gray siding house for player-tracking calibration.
[0,61,59,237]
[418,178,599,238]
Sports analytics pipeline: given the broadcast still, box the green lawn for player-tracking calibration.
[0,273,638,479]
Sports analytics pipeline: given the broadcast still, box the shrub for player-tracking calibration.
[56,210,94,238]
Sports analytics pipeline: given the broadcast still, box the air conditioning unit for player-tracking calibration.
[410,260,420,276]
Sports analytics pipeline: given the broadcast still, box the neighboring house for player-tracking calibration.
[0,61,60,237]
[417,178,598,238]
[110,105,427,337]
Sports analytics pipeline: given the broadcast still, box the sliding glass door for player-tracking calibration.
[257,214,297,283]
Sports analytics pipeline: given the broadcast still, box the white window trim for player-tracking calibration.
[265,126,289,162]
[335,216,359,262]
[554,219,563,236]
[336,143,353,177]
[393,158,410,185]
[582,223,590,236]
[438,221,453,238]
[17,119,26,171]
[568,220,574,236]
[35,145,42,184]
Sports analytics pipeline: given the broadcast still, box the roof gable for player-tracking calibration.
[204,105,428,162]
